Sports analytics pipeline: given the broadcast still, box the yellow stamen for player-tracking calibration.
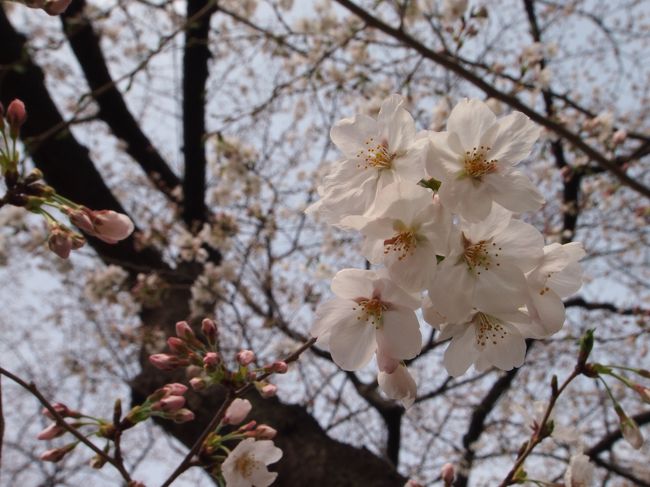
[463,146,497,179]
[356,137,395,170]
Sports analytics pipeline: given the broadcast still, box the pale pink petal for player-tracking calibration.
[447,99,497,149]
[330,114,378,158]
[330,269,375,299]
[442,324,476,377]
[485,170,545,214]
[488,112,540,166]
[378,364,417,408]
[329,319,377,370]
[528,288,566,336]
[380,307,422,360]
[474,263,528,313]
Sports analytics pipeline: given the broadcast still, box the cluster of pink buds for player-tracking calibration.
[0,100,135,258]
[36,402,83,463]
[149,318,288,400]
[126,383,194,425]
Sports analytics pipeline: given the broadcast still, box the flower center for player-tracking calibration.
[473,312,508,347]
[463,146,497,179]
[353,297,389,326]
[234,452,259,479]
[384,230,417,260]
[357,137,395,170]
[461,234,501,274]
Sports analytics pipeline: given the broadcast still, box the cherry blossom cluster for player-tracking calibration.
[0,100,134,258]
[307,94,585,406]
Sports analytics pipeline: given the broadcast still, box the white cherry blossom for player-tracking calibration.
[427,204,544,323]
[311,269,422,371]
[439,307,532,377]
[306,94,427,225]
[426,98,544,222]
[525,242,586,336]
[343,181,451,291]
[221,438,282,487]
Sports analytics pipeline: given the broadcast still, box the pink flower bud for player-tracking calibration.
[253,424,277,440]
[37,423,66,440]
[6,99,26,134]
[260,384,277,398]
[172,408,195,423]
[201,318,218,340]
[203,352,219,367]
[236,350,255,366]
[149,353,186,371]
[167,337,188,355]
[189,377,206,391]
[223,398,252,425]
[40,443,75,462]
[68,207,134,244]
[175,321,194,340]
[634,384,650,404]
[42,403,80,420]
[270,361,288,374]
[239,420,257,432]
[163,383,188,397]
[152,395,186,412]
[441,463,455,485]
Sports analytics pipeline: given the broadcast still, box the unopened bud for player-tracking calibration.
[201,318,218,341]
[90,452,108,469]
[6,99,26,137]
[268,361,288,374]
[167,337,189,356]
[189,377,207,391]
[236,350,255,366]
[37,423,66,440]
[163,383,188,396]
[42,403,80,420]
[633,384,650,404]
[612,129,627,145]
[203,352,220,367]
[40,443,76,462]
[152,395,186,412]
[441,463,455,485]
[172,408,195,423]
[616,407,644,449]
[149,353,186,371]
[175,321,194,340]
[577,329,594,368]
[259,383,277,398]
[253,424,277,440]
[223,398,252,425]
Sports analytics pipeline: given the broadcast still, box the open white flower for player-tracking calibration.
[525,242,586,336]
[378,363,418,409]
[427,204,544,323]
[427,98,544,222]
[306,94,427,225]
[563,453,594,487]
[221,438,282,487]
[311,269,422,371]
[343,181,451,291]
[439,307,531,377]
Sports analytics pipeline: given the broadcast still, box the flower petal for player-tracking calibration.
[447,98,497,149]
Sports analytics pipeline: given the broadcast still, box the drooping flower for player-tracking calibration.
[426,98,544,222]
[306,94,428,225]
[221,438,282,487]
[343,181,451,292]
[378,363,418,409]
[563,453,594,487]
[525,242,585,336]
[311,268,422,371]
[224,399,253,426]
[427,204,544,324]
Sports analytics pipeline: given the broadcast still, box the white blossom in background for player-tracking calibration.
[221,438,282,487]
[426,98,544,222]
[344,181,451,291]
[84,265,128,302]
[525,242,586,336]
[311,269,422,371]
[306,94,428,224]
[563,453,594,487]
[427,204,544,323]
[441,0,468,21]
